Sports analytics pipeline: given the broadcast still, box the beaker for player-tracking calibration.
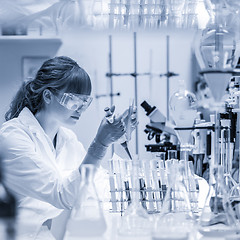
[152,162,195,240]
[65,164,107,238]
[118,156,152,237]
[198,165,240,237]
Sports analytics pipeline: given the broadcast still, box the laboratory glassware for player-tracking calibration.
[198,165,240,237]
[152,161,195,240]
[92,0,109,29]
[179,160,199,214]
[182,0,199,29]
[169,79,197,150]
[195,0,240,105]
[220,117,237,191]
[169,80,198,215]
[150,158,162,212]
[229,184,240,220]
[167,149,178,160]
[168,0,185,28]
[54,0,88,32]
[108,159,118,212]
[65,164,107,238]
[118,156,152,237]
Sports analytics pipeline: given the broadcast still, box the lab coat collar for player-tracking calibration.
[18,108,56,154]
[18,108,72,155]
[18,107,46,135]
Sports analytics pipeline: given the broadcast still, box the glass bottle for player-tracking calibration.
[152,162,195,240]
[198,165,240,237]
[118,156,152,237]
[65,164,107,238]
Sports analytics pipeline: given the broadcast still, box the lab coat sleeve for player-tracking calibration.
[1,128,81,210]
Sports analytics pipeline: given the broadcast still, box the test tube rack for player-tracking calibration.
[108,157,199,215]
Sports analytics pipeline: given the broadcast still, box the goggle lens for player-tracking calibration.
[59,93,93,111]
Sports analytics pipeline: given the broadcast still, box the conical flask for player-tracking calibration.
[152,161,195,240]
[198,165,240,237]
[229,184,240,221]
[118,156,152,237]
[65,164,107,238]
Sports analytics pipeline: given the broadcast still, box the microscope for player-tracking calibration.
[141,100,179,160]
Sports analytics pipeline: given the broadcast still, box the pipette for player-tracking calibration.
[104,106,132,160]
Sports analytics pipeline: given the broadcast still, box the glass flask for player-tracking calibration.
[198,165,240,237]
[168,0,185,28]
[92,0,109,29]
[152,162,195,240]
[194,0,240,105]
[118,156,152,237]
[54,0,88,33]
[169,79,197,149]
[65,164,107,238]
[220,117,238,191]
[229,184,240,220]
[182,0,199,29]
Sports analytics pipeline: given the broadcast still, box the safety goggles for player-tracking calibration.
[57,92,93,111]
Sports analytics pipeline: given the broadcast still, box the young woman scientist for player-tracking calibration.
[0,56,137,239]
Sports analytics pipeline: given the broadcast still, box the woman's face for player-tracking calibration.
[48,90,92,126]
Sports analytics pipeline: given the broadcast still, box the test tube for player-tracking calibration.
[143,160,155,212]
[108,159,117,212]
[150,159,162,212]
[114,159,124,215]
[158,160,167,200]
[167,149,177,160]
[138,159,147,209]
[156,151,166,168]
[119,159,131,206]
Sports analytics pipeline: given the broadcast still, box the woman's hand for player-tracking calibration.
[95,106,126,147]
[121,106,138,141]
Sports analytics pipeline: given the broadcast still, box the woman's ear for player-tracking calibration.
[43,89,53,104]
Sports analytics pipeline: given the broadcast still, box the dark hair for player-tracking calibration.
[5,56,92,121]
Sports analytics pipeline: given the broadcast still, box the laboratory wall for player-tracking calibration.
[0,29,198,167]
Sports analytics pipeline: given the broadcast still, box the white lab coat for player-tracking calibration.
[0,107,107,239]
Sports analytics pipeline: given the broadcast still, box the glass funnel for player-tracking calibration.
[118,156,152,237]
[195,0,240,105]
[152,161,195,240]
[198,165,240,237]
[65,164,107,238]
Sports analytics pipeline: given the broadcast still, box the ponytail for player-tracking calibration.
[5,81,43,121]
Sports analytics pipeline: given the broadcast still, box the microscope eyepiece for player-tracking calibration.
[141,101,156,116]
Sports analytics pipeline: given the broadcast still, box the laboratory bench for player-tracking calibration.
[63,211,239,240]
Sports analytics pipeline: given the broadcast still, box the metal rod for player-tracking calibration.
[134,32,139,155]
[166,35,170,121]
[109,35,114,156]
